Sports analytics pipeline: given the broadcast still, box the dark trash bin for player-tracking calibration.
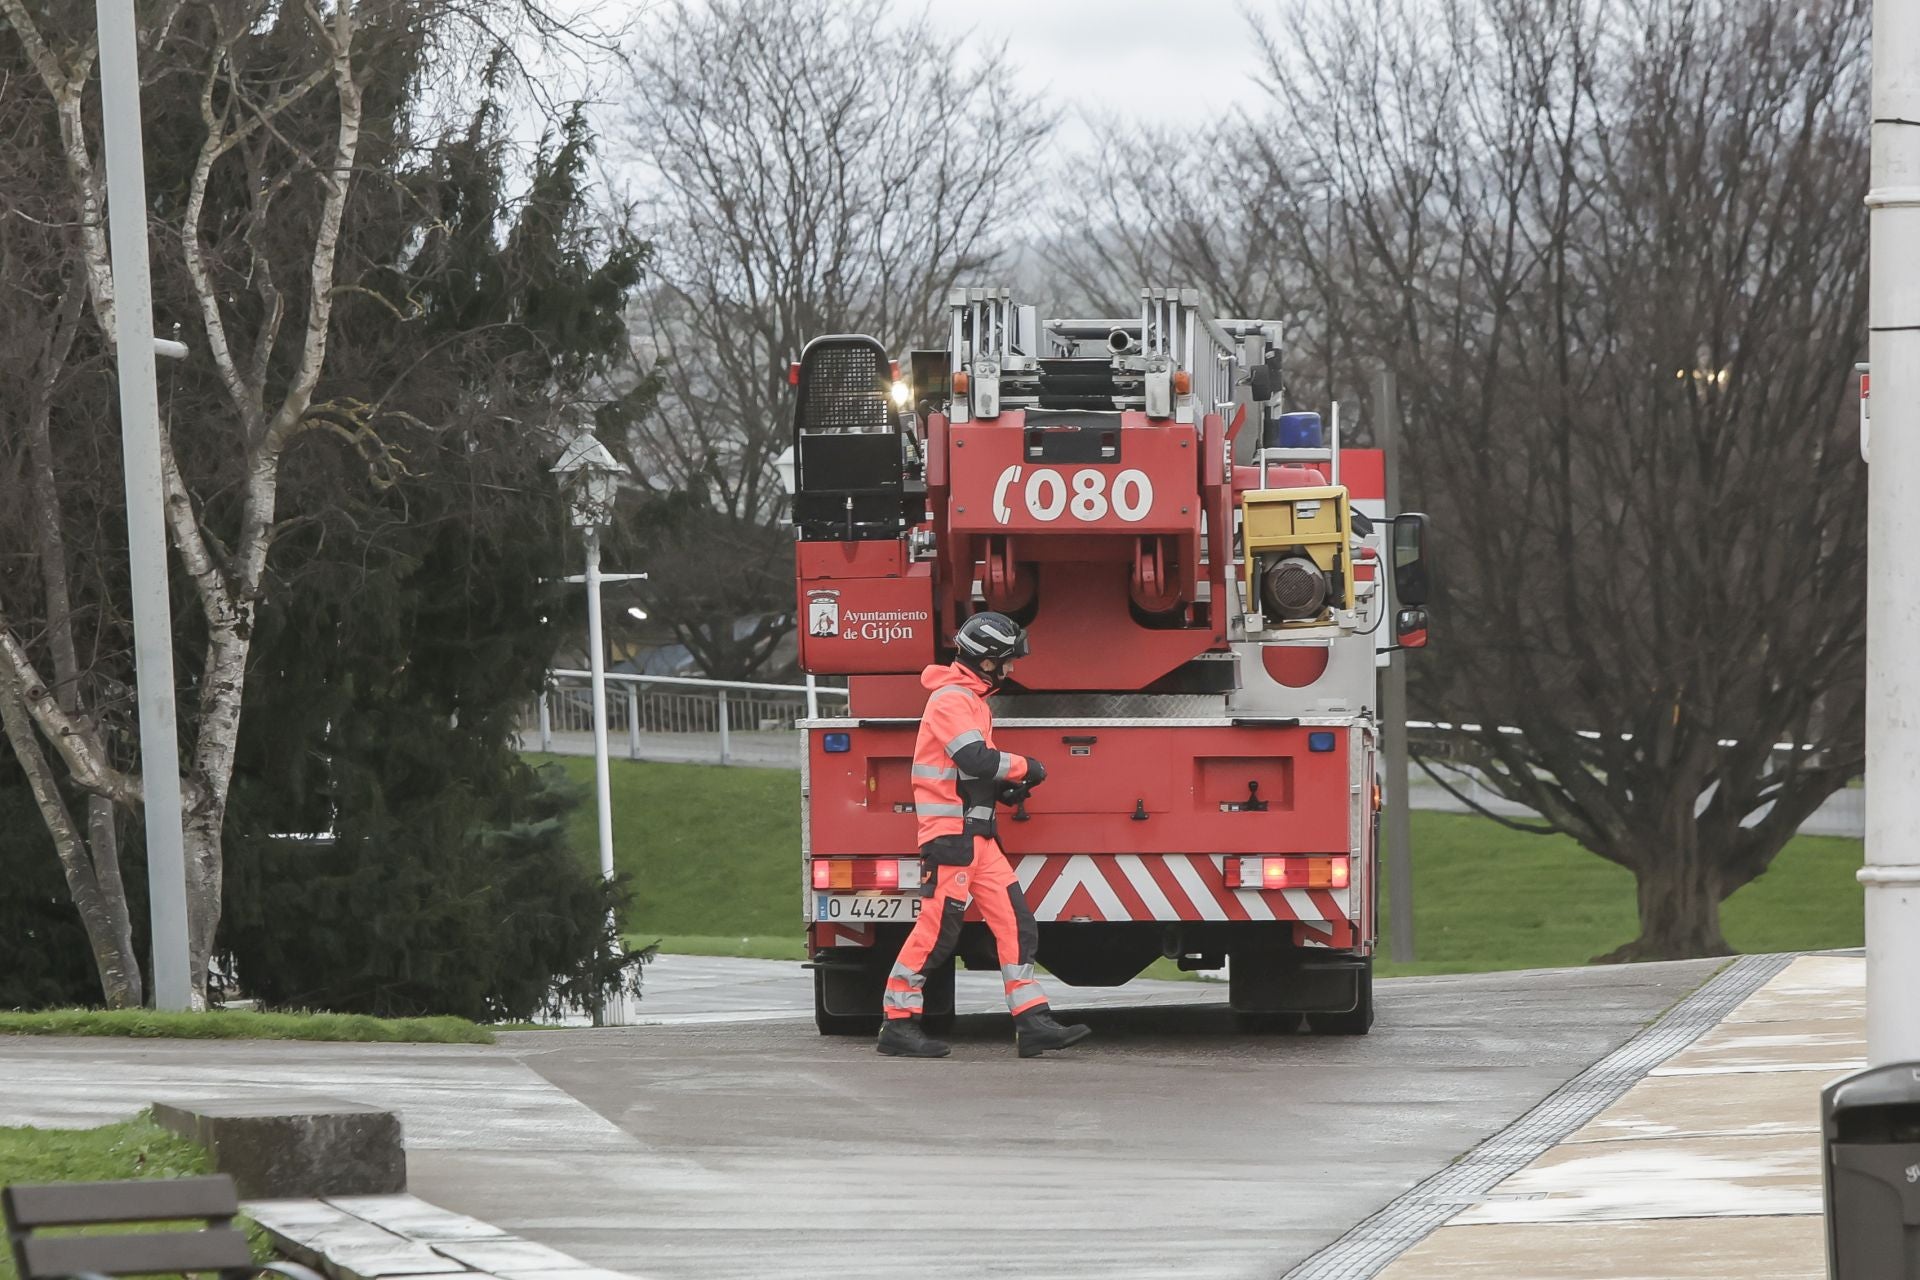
[1823,1062,1920,1277]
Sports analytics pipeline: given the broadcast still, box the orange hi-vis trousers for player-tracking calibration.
[883,836,1047,1021]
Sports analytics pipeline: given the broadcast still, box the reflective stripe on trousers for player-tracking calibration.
[887,836,1045,1021]
[883,962,924,1016]
[1001,962,1046,1016]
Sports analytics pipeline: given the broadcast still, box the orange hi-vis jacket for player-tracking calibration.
[911,662,1031,846]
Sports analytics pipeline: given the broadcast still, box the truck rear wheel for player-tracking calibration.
[811,953,955,1036]
[813,951,886,1037]
[1305,958,1374,1036]
[813,966,882,1037]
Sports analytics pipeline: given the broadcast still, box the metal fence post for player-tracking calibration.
[717,687,732,765]
[538,690,552,752]
[626,685,640,760]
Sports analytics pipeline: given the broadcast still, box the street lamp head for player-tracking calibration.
[552,429,629,529]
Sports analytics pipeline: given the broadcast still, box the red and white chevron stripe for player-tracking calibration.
[1010,854,1351,927]
[816,922,876,948]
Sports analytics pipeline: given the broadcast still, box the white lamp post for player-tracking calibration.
[96,0,192,1010]
[1866,0,1920,1066]
[552,430,634,1026]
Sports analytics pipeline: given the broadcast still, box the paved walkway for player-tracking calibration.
[524,729,800,770]
[0,956,1714,1279]
[1359,953,1857,1278]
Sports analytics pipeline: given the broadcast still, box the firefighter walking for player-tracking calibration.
[878,613,1093,1059]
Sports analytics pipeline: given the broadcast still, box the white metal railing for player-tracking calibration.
[515,681,1865,834]
[521,670,847,767]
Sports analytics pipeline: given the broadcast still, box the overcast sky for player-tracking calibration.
[922,1,1274,154]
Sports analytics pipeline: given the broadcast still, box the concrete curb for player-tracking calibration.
[248,1193,653,1280]
[1283,952,1798,1279]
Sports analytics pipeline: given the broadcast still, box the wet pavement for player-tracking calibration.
[1377,953,1859,1280]
[0,955,1717,1279]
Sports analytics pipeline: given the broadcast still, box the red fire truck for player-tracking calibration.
[790,288,1429,1035]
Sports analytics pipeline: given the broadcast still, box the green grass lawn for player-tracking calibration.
[0,1009,492,1044]
[531,755,1864,976]
[1375,813,1862,977]
[533,754,801,953]
[0,1114,265,1280]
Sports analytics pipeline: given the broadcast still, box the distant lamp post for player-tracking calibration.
[552,430,635,1026]
[771,444,817,715]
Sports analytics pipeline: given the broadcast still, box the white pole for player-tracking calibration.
[96,0,192,1012]
[538,690,552,752]
[1375,370,1415,963]
[1330,399,1341,487]
[804,672,820,720]
[583,526,629,1026]
[584,528,616,886]
[1865,0,1920,1067]
[626,686,641,760]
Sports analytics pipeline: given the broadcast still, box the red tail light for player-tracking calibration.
[1225,855,1351,890]
[811,858,909,891]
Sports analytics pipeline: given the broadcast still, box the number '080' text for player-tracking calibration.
[990,466,1155,524]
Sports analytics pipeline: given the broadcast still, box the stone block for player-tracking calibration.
[153,1096,406,1199]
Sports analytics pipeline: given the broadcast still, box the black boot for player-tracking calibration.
[1014,1007,1092,1058]
[877,1017,950,1058]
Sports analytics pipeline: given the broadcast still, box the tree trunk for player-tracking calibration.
[0,671,143,1007]
[86,796,142,1007]
[1596,847,1732,963]
[182,806,226,1010]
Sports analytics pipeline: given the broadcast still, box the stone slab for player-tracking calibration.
[1455,1132,1822,1225]
[326,1194,514,1243]
[432,1238,594,1270]
[1722,954,1864,1025]
[245,1199,455,1277]
[1651,1019,1865,1077]
[1375,1215,1825,1279]
[1566,1068,1827,1143]
[154,1095,405,1199]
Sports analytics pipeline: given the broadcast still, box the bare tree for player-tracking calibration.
[0,0,629,1006]
[615,0,1052,674]
[0,0,378,1006]
[0,42,144,1005]
[1070,0,1869,960]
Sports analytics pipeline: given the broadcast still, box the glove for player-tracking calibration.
[1022,757,1047,786]
[997,782,1031,807]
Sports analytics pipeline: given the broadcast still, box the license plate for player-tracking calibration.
[817,894,921,922]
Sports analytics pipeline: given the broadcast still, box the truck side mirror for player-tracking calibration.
[1394,608,1429,649]
[1392,512,1430,607]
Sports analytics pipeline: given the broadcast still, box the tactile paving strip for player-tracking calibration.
[1282,952,1797,1279]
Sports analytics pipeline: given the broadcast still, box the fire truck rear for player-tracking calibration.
[789,288,1430,1035]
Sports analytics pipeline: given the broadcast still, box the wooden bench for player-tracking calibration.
[3,1173,322,1279]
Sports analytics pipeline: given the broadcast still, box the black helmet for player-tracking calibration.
[953,612,1028,668]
